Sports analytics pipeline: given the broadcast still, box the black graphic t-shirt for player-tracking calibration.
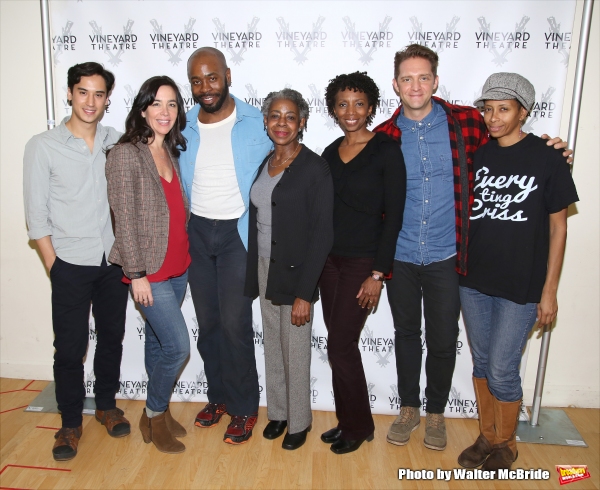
[460,134,579,304]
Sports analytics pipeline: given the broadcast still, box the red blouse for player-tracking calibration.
[123,172,191,284]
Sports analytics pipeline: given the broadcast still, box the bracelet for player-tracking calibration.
[126,270,147,279]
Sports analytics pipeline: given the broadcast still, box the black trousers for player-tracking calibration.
[386,257,460,414]
[319,255,375,441]
[50,255,128,428]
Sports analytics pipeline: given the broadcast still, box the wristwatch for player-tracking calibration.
[371,272,384,281]
[126,270,147,280]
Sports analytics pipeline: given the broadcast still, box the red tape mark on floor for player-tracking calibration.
[0,464,72,475]
[0,380,42,395]
[36,426,60,430]
[0,405,29,415]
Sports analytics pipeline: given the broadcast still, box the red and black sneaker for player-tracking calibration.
[223,413,258,445]
[194,403,227,428]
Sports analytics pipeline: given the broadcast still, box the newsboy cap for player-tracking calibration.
[474,72,535,111]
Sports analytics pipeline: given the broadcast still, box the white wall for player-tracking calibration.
[1,0,598,408]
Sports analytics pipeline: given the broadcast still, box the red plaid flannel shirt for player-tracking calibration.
[374,96,489,275]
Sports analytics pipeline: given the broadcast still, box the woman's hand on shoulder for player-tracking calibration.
[291,298,311,326]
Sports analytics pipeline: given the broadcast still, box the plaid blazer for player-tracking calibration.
[106,141,190,276]
[374,96,489,275]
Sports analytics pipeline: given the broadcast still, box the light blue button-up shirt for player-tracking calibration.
[179,95,272,250]
[395,101,456,265]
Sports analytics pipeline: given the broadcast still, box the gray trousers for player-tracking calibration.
[258,256,313,434]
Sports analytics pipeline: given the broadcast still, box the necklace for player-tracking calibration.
[269,143,300,168]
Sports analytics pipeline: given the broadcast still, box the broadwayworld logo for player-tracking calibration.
[149,18,198,65]
[89,19,137,66]
[341,15,393,65]
[476,16,530,66]
[276,16,326,65]
[408,16,461,52]
[212,17,261,65]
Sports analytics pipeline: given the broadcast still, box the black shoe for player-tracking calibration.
[330,433,374,455]
[282,425,311,450]
[321,427,342,444]
[263,420,287,440]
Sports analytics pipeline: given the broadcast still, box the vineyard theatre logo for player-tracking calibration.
[123,84,138,111]
[89,320,96,341]
[174,371,207,401]
[341,15,393,65]
[120,374,148,400]
[149,17,198,65]
[408,16,461,52]
[456,327,464,355]
[522,87,556,134]
[448,386,478,418]
[545,17,571,65]
[61,86,71,114]
[438,85,472,107]
[360,325,394,367]
[212,17,261,65]
[191,317,199,342]
[475,16,530,66]
[276,16,326,65]
[252,320,264,350]
[136,316,145,340]
[89,19,137,66]
[311,328,329,363]
[378,88,400,116]
[244,84,264,109]
[53,20,76,63]
[310,376,319,404]
[85,369,95,395]
[367,382,376,408]
[308,84,335,130]
[176,82,195,112]
[389,384,400,410]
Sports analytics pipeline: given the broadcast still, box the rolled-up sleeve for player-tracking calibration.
[23,137,52,240]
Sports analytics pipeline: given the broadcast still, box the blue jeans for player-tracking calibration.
[138,272,190,413]
[459,286,537,402]
[187,215,259,416]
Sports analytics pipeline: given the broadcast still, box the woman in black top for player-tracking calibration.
[319,72,406,454]
[457,73,578,472]
[244,88,333,450]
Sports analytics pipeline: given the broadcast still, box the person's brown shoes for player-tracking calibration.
[95,407,131,437]
[165,406,187,438]
[52,426,82,461]
[139,409,185,454]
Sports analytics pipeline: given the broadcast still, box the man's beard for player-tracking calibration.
[193,84,230,113]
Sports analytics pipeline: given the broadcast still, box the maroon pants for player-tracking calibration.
[319,255,375,440]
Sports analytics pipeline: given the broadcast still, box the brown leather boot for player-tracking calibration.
[52,426,82,461]
[165,406,187,438]
[482,398,521,472]
[139,409,185,454]
[95,407,131,437]
[458,377,495,468]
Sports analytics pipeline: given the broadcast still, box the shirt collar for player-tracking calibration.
[56,116,108,144]
[397,99,441,132]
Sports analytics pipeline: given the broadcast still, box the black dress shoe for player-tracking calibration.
[282,425,311,450]
[321,427,342,444]
[330,432,374,455]
[263,420,287,440]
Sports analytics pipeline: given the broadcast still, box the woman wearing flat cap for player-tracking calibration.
[457,72,578,472]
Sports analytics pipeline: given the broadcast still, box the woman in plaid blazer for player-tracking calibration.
[106,76,190,455]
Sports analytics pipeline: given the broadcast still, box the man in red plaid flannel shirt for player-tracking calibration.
[374,44,568,452]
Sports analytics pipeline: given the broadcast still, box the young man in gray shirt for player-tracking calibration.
[23,62,130,461]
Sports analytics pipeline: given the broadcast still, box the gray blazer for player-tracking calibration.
[106,141,189,276]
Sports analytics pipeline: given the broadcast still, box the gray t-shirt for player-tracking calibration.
[250,163,283,258]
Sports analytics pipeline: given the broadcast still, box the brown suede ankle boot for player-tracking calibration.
[482,398,521,472]
[458,377,495,468]
[165,406,187,438]
[139,408,185,454]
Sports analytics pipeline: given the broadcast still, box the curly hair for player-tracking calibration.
[261,88,310,141]
[325,72,380,126]
[394,44,439,79]
[110,76,187,157]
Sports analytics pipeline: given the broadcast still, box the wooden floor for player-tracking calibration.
[1,378,598,490]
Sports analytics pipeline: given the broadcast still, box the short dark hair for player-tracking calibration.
[111,76,187,157]
[261,88,310,141]
[67,62,115,94]
[325,72,380,126]
[394,44,439,79]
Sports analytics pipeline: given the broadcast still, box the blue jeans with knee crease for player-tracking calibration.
[138,271,190,413]
[459,286,537,402]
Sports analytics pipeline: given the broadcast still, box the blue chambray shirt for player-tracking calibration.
[395,101,456,265]
[179,95,273,250]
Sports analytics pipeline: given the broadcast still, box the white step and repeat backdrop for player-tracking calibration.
[47,1,576,417]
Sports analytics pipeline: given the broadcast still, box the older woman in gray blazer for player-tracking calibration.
[106,76,190,455]
[244,89,334,450]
